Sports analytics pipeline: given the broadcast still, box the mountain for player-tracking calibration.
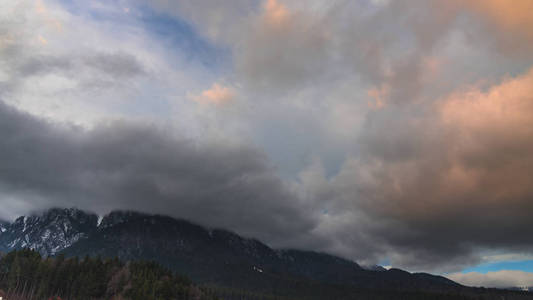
[62,210,461,292]
[0,220,8,234]
[0,208,98,256]
[507,287,533,292]
[0,208,532,299]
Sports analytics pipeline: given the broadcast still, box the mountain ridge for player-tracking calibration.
[2,207,530,299]
[0,207,98,256]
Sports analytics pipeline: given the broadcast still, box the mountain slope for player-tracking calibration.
[1,208,531,299]
[62,210,459,293]
[0,220,8,234]
[0,208,97,256]
[0,249,218,300]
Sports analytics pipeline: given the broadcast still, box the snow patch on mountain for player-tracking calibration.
[0,221,8,233]
[0,208,98,256]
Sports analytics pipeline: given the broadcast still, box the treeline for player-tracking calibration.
[204,283,525,300]
[0,249,218,300]
[0,250,531,300]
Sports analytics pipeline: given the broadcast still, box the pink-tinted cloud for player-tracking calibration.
[460,0,533,56]
[326,67,533,270]
[189,83,235,105]
[263,0,290,27]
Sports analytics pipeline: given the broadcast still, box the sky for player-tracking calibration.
[1,0,533,289]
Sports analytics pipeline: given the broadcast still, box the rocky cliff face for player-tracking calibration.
[0,208,98,256]
[0,220,8,234]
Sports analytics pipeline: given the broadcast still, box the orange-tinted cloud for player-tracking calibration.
[367,84,390,109]
[34,0,64,32]
[189,83,235,105]
[436,68,533,205]
[441,68,533,139]
[38,35,48,45]
[467,0,533,35]
[263,0,290,27]
[237,0,329,92]
[331,68,533,270]
[35,0,47,14]
[365,67,533,215]
[461,0,533,56]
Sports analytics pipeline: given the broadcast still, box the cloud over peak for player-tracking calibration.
[0,100,315,246]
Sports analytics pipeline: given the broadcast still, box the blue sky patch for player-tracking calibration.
[139,7,231,72]
[462,260,533,274]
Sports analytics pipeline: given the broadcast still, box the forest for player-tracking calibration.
[1,249,531,300]
[0,249,218,300]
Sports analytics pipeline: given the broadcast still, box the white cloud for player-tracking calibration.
[0,0,214,128]
[448,270,533,288]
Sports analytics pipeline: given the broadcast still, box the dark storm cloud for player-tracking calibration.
[0,100,315,245]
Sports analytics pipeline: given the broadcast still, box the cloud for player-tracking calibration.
[0,0,146,124]
[38,35,48,45]
[462,0,533,57]
[367,84,389,109]
[482,254,533,264]
[308,67,533,271]
[448,270,533,288]
[263,0,290,27]
[0,0,217,127]
[13,52,144,80]
[0,100,316,246]
[144,0,254,45]
[235,0,331,94]
[189,83,235,105]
